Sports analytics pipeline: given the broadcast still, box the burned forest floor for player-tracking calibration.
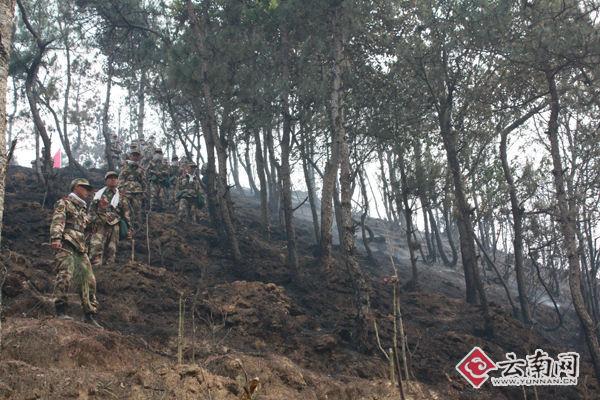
[0,166,596,400]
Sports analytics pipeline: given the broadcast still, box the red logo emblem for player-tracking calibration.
[456,347,497,388]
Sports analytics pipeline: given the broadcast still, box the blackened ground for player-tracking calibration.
[0,166,595,399]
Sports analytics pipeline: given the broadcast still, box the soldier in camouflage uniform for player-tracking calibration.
[118,147,146,231]
[89,171,131,268]
[175,161,202,222]
[50,178,101,327]
[147,149,170,211]
[168,155,180,207]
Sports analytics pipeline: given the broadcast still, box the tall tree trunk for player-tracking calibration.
[545,69,600,382]
[396,146,418,286]
[498,105,544,324]
[333,182,344,248]
[428,207,453,267]
[414,140,434,263]
[59,24,81,171]
[72,85,83,156]
[358,168,376,265]
[102,58,115,171]
[24,56,51,177]
[229,139,242,189]
[0,0,16,245]
[137,70,146,139]
[378,150,393,221]
[279,26,298,272]
[442,195,459,267]
[187,0,241,263]
[240,135,258,194]
[18,0,53,185]
[264,125,280,224]
[386,150,403,226]
[253,127,270,238]
[320,137,340,266]
[300,123,320,244]
[439,103,478,304]
[128,86,136,139]
[262,126,273,199]
[196,105,220,229]
[7,77,17,156]
[438,96,492,334]
[331,8,369,347]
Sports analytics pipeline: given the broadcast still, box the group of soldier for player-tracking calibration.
[49,140,205,327]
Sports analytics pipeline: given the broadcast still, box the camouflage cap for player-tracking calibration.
[70,178,93,191]
[104,171,118,180]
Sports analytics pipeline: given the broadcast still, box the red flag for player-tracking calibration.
[52,150,62,169]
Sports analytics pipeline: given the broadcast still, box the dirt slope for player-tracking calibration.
[0,167,595,399]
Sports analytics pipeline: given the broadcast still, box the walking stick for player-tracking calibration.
[131,238,135,262]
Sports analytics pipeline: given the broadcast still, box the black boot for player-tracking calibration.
[55,302,73,320]
[83,313,102,329]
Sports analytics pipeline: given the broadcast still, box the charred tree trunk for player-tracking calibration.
[438,91,491,334]
[442,196,459,267]
[59,24,82,171]
[264,126,280,224]
[439,104,478,304]
[333,182,343,250]
[545,69,600,382]
[428,207,453,267]
[386,150,403,226]
[0,0,16,245]
[187,0,241,262]
[378,149,393,222]
[196,105,220,230]
[300,124,320,244]
[395,146,418,286]
[498,105,544,324]
[72,85,83,156]
[253,127,270,238]
[7,78,17,154]
[279,26,298,272]
[240,134,258,194]
[320,127,341,269]
[137,70,146,139]
[102,58,115,171]
[358,168,376,265]
[229,139,242,190]
[414,140,434,263]
[262,126,273,198]
[18,0,53,186]
[331,8,369,347]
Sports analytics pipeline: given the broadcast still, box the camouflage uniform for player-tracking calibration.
[118,161,145,230]
[88,187,130,268]
[51,194,98,315]
[175,171,201,222]
[168,159,180,207]
[147,157,169,210]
